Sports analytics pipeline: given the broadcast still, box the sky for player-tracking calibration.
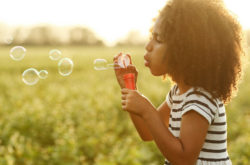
[0,0,249,45]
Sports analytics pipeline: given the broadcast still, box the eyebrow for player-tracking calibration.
[151,32,160,39]
[152,32,159,36]
[151,32,166,42]
[152,32,164,39]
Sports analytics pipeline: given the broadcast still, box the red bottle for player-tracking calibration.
[118,53,136,90]
[123,73,135,90]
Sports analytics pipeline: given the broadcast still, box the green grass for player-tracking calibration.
[0,45,249,165]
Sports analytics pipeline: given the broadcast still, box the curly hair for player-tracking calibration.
[155,0,246,103]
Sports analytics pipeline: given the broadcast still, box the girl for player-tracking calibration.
[113,0,245,164]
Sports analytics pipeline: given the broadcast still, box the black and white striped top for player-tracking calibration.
[163,85,232,165]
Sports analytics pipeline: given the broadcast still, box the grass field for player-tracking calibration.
[0,45,249,165]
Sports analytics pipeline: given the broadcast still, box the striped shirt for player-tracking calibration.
[163,85,232,165]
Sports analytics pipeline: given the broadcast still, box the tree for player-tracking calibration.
[69,27,103,46]
[25,26,53,45]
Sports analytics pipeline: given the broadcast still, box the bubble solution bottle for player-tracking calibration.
[117,53,136,90]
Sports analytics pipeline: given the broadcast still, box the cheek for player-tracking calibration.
[150,62,168,76]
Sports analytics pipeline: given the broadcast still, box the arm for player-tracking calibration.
[143,109,209,165]
[121,89,209,165]
[113,54,170,141]
[129,101,171,141]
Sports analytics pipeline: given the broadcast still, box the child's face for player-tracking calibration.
[144,19,168,76]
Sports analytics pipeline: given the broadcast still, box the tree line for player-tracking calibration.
[0,24,249,47]
[0,25,104,46]
[0,24,147,46]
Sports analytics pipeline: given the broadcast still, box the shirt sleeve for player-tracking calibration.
[181,90,218,125]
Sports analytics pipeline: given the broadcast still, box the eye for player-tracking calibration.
[156,35,164,43]
[150,32,164,43]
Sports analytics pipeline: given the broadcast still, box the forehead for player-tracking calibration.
[153,18,163,34]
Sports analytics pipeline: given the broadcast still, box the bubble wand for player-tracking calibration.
[117,53,136,90]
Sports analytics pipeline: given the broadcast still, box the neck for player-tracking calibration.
[176,81,191,95]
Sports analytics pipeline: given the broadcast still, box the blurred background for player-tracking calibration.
[0,0,249,164]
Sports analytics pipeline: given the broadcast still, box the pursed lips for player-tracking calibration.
[144,54,150,67]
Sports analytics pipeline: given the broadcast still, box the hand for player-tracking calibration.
[113,53,138,89]
[121,88,155,118]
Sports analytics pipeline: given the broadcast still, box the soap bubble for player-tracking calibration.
[93,59,108,70]
[10,46,26,61]
[38,70,48,79]
[49,49,62,61]
[58,58,74,76]
[22,68,39,85]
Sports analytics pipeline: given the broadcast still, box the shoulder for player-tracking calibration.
[182,87,219,124]
[185,87,219,108]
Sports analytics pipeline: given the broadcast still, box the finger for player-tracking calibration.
[127,65,138,73]
[113,63,121,71]
[121,94,126,100]
[113,53,120,61]
[113,52,122,62]
[126,64,135,69]
[122,105,127,111]
[126,53,132,65]
[121,88,129,94]
[114,57,119,64]
[121,100,126,106]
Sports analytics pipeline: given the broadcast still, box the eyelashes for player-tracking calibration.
[150,32,165,43]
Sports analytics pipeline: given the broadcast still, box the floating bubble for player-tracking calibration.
[49,49,62,61]
[93,59,108,70]
[58,58,74,76]
[38,70,48,79]
[10,46,26,61]
[22,68,39,86]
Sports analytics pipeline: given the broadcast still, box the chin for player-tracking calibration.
[150,70,163,76]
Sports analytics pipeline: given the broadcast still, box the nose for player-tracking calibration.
[145,40,153,52]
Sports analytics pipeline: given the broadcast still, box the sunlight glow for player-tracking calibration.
[0,0,249,45]
[224,0,250,30]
